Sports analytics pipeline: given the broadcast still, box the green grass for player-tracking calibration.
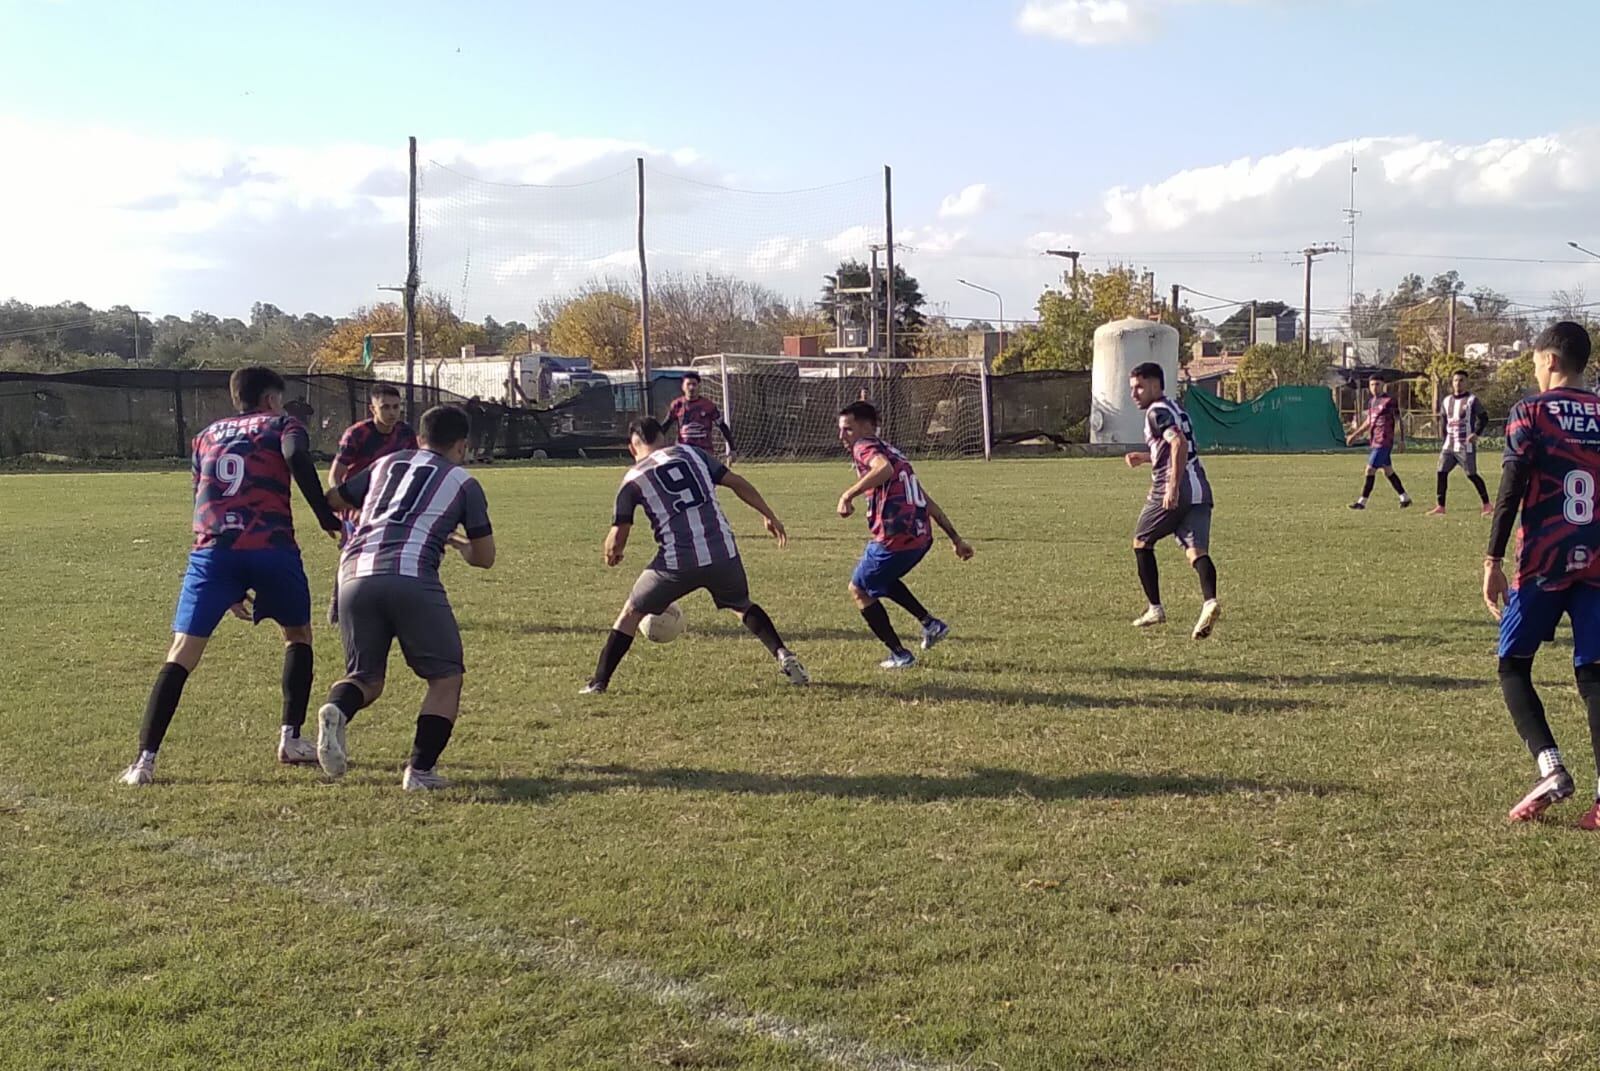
[6,454,1600,1070]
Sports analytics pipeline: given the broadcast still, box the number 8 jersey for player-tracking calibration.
[615,445,740,569]
[851,437,932,553]
[1505,386,1600,591]
[336,448,492,585]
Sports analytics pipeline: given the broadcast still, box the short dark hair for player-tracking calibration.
[629,417,665,445]
[419,405,470,448]
[1451,370,1469,379]
[1535,321,1592,375]
[370,382,402,402]
[682,370,701,383]
[231,366,286,411]
[839,400,879,424]
[1130,362,1164,388]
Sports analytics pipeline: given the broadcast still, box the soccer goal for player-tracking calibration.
[689,353,992,461]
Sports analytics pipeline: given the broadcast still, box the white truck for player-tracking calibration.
[371,349,603,406]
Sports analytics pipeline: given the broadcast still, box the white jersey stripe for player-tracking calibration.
[629,463,681,570]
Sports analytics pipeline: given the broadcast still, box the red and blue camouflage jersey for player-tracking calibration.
[666,396,723,452]
[191,412,307,551]
[852,437,932,552]
[1367,395,1399,447]
[334,419,417,479]
[1505,387,1600,591]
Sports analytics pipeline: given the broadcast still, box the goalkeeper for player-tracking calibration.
[662,372,736,464]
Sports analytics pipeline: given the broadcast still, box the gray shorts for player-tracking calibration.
[628,557,752,616]
[1134,501,1212,551]
[338,574,464,682]
[1438,447,1478,476]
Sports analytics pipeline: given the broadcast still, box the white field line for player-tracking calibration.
[4,783,972,1071]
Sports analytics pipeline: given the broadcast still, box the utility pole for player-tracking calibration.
[131,309,149,363]
[1302,244,1339,356]
[1446,290,1458,355]
[1044,249,1080,289]
[404,135,420,421]
[1248,300,1257,347]
[1170,284,1180,329]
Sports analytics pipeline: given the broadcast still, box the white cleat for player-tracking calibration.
[316,702,348,779]
[277,733,319,766]
[920,618,950,650]
[1192,599,1221,640]
[879,650,916,670]
[1132,605,1166,628]
[778,651,810,685]
[118,755,155,786]
[402,766,449,792]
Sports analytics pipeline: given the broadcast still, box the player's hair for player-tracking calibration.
[370,382,402,402]
[682,370,701,384]
[838,400,879,425]
[1451,370,1468,380]
[629,417,665,445]
[230,366,286,411]
[1130,362,1164,388]
[1534,321,1592,374]
[419,405,470,448]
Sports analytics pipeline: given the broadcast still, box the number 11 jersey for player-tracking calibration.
[1506,386,1600,592]
[614,445,739,570]
[336,449,492,586]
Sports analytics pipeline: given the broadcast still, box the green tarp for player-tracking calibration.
[1184,385,1346,451]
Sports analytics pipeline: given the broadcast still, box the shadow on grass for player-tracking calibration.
[812,680,1313,714]
[1087,665,1484,692]
[466,619,996,645]
[482,764,1350,803]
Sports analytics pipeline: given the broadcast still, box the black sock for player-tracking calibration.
[409,714,454,771]
[328,681,368,724]
[1361,474,1376,499]
[1387,472,1408,497]
[882,579,932,625]
[1134,547,1161,606]
[740,603,788,657]
[139,662,190,754]
[593,628,634,685]
[1577,665,1600,794]
[281,643,313,736]
[860,601,906,654]
[1500,656,1557,759]
[1468,474,1490,505]
[1435,471,1449,508]
[1192,555,1218,601]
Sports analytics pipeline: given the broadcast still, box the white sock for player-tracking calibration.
[1356,496,1368,505]
[1537,747,1564,778]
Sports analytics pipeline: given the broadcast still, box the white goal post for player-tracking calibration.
[688,353,993,461]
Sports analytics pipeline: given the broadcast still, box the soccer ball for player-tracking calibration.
[639,603,685,643]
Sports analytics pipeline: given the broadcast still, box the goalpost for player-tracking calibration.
[689,353,993,461]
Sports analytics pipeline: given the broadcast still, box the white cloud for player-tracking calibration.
[1016,0,1144,45]
[938,183,991,219]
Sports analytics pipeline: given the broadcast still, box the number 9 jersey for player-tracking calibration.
[1505,386,1600,591]
[614,445,739,570]
[191,412,309,551]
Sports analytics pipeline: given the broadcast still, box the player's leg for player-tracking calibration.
[1462,451,1491,513]
[328,519,354,624]
[1350,458,1379,510]
[876,548,945,649]
[392,584,466,790]
[1380,465,1411,507]
[1132,503,1181,626]
[315,574,393,778]
[713,560,808,684]
[1567,586,1600,829]
[1178,508,1220,639]
[851,544,914,668]
[1499,585,1574,821]
[584,570,685,693]
[247,548,318,766]
[1430,451,1456,515]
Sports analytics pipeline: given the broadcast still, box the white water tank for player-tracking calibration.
[1090,318,1180,445]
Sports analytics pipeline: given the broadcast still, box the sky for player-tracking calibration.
[3,0,1600,336]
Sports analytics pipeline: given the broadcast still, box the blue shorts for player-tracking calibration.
[1367,446,1393,469]
[1498,583,1600,666]
[172,546,312,638]
[851,541,930,599]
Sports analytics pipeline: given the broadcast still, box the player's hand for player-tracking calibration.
[952,538,974,561]
[764,516,788,547]
[1483,560,1509,622]
[837,495,854,518]
[725,452,738,467]
[1162,487,1179,511]
[228,597,253,621]
[1123,451,1144,468]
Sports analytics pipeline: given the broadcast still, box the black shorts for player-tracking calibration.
[1438,448,1479,477]
[338,574,464,682]
[628,558,752,616]
[1134,502,1212,551]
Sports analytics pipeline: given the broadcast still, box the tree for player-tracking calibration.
[310,293,486,369]
[819,260,926,356]
[547,290,640,370]
[993,266,1157,373]
[1232,342,1332,398]
[1217,301,1291,350]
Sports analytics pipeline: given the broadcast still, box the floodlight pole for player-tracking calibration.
[637,157,652,418]
[404,136,420,422]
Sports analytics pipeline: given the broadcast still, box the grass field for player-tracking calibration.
[7,452,1600,1071]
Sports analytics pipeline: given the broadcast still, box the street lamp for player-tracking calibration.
[1569,240,1600,261]
[956,278,1003,339]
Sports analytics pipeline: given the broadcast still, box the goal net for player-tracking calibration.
[689,353,990,461]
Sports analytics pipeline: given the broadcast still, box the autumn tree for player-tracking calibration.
[993,266,1154,373]
[545,290,640,370]
[311,293,486,370]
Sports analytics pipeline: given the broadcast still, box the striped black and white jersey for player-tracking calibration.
[1144,397,1213,507]
[614,445,738,570]
[336,449,492,585]
[1440,391,1487,452]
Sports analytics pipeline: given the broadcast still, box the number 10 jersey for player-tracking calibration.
[1505,387,1600,592]
[336,449,493,585]
[614,445,739,570]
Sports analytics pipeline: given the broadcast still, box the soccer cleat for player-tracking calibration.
[1580,800,1600,831]
[1507,768,1575,822]
[402,766,449,792]
[315,702,348,779]
[777,652,810,685]
[277,734,318,766]
[1399,497,1413,509]
[118,755,156,786]
[1348,501,1366,510]
[920,618,950,651]
[580,679,608,695]
[1132,606,1166,628]
[879,650,916,670]
[1425,506,1446,516]
[1481,503,1494,518]
[1192,600,1221,640]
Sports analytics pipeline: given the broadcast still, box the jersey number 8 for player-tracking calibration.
[1565,470,1595,525]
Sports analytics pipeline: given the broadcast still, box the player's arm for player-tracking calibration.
[838,454,893,517]
[1484,407,1535,618]
[605,484,640,566]
[1471,399,1489,441]
[922,490,974,560]
[326,465,373,516]
[717,418,737,463]
[1162,429,1186,509]
[282,427,342,534]
[718,470,785,546]
[448,480,496,569]
[328,430,356,488]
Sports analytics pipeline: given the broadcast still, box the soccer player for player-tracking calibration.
[836,400,973,669]
[1346,374,1412,509]
[326,383,417,622]
[1483,322,1600,828]
[583,418,805,693]
[118,366,342,786]
[314,405,495,791]
[1428,370,1492,517]
[662,371,736,463]
[1124,362,1221,640]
